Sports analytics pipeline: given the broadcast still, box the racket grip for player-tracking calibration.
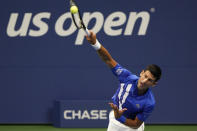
[85,28,90,36]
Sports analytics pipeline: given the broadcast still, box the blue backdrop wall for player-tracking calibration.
[0,0,197,124]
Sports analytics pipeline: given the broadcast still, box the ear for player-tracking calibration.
[152,81,157,87]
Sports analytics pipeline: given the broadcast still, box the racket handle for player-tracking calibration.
[85,28,90,36]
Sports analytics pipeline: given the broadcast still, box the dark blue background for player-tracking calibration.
[0,0,196,124]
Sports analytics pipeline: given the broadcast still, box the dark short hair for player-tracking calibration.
[145,64,162,82]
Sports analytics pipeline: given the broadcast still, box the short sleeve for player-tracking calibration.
[111,64,131,83]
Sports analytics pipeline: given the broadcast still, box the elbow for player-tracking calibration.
[105,60,112,65]
[105,60,116,68]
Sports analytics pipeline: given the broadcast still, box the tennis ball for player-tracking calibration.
[70,6,78,14]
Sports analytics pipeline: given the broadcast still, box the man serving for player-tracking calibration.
[86,31,162,131]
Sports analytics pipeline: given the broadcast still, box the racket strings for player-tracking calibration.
[72,12,86,29]
[70,0,87,31]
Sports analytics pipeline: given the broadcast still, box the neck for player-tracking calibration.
[137,87,148,96]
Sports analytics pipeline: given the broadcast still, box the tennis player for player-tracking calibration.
[86,31,161,131]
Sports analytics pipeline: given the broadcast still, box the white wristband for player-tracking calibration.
[91,40,101,50]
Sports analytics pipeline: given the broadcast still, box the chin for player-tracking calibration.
[139,83,143,88]
[139,85,146,90]
[138,85,143,89]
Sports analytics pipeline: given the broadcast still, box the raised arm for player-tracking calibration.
[86,31,117,68]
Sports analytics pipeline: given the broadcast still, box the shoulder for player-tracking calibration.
[112,64,124,75]
[111,63,139,83]
[127,74,139,81]
[111,64,132,77]
[112,64,137,77]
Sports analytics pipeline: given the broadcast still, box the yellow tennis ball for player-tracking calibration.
[70,6,78,14]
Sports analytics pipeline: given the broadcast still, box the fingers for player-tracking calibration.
[109,103,127,112]
[85,33,90,41]
[120,108,127,113]
[109,103,127,119]
[109,103,118,110]
[85,30,96,44]
[89,31,93,37]
[108,103,114,108]
[85,30,93,39]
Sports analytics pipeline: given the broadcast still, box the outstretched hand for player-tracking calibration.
[85,31,97,45]
[109,103,127,119]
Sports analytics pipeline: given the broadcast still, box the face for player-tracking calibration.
[137,70,157,90]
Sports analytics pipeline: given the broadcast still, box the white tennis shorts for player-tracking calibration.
[107,111,145,131]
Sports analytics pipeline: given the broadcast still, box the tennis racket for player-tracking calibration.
[70,0,90,36]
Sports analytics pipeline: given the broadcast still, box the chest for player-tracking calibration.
[118,83,147,113]
[125,95,146,113]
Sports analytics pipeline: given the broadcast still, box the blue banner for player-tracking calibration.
[53,100,111,128]
[0,0,197,125]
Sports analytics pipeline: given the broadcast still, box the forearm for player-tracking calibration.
[124,118,142,129]
[86,31,117,68]
[97,46,117,68]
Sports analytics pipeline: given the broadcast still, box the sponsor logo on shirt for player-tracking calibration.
[136,104,140,108]
[116,68,123,75]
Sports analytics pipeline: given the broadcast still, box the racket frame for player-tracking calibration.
[70,0,90,36]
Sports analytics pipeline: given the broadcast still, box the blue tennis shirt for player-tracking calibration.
[111,64,155,122]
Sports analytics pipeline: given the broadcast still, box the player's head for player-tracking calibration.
[145,64,162,82]
[138,64,162,89]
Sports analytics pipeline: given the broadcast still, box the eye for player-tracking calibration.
[144,74,154,82]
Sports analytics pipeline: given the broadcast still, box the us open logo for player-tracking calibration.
[6,8,155,45]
